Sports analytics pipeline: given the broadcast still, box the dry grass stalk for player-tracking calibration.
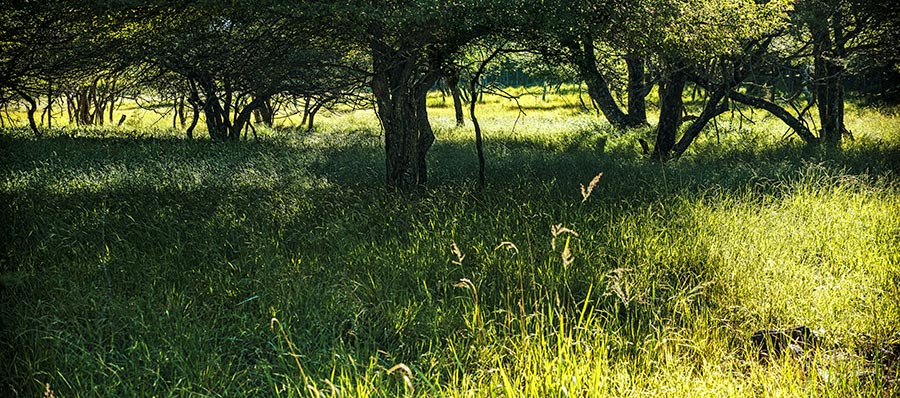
[580,172,603,203]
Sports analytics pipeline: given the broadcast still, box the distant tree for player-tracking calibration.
[130,1,353,140]
[793,0,899,146]
[536,0,651,129]
[699,0,899,147]
[0,2,120,135]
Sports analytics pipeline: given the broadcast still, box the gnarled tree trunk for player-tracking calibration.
[371,47,440,188]
[14,88,40,137]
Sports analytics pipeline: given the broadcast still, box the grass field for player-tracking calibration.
[2,90,899,396]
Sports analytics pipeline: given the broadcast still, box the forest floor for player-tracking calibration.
[2,90,899,396]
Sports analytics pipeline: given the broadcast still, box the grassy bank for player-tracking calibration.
[2,94,899,396]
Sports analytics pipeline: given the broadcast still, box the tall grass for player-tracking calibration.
[1,91,898,396]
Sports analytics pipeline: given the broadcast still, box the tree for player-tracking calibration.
[0,1,120,135]
[793,0,899,146]
[536,0,651,129]
[342,0,518,188]
[640,0,791,159]
[130,1,352,140]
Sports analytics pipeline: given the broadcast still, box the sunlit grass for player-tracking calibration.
[1,90,899,396]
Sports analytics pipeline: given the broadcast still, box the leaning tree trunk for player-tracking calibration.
[14,89,41,137]
[652,71,686,160]
[570,37,647,129]
[230,96,266,139]
[726,90,817,144]
[671,88,728,158]
[574,37,629,129]
[446,71,465,127]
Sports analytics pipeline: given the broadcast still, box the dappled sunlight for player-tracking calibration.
[3,101,899,395]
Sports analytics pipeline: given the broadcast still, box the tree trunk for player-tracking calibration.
[300,96,311,127]
[177,96,186,128]
[809,7,847,147]
[230,96,265,139]
[468,47,504,189]
[447,71,464,127]
[370,34,441,189]
[254,97,275,127]
[415,92,435,186]
[570,37,647,129]
[186,101,199,139]
[725,90,818,144]
[75,88,92,126]
[671,88,728,158]
[816,62,844,146]
[814,41,845,146]
[307,101,322,131]
[652,71,686,160]
[573,37,630,129]
[45,81,53,129]
[202,94,229,140]
[625,54,648,126]
[109,96,115,124]
[195,78,231,140]
[470,91,485,188]
[15,89,41,137]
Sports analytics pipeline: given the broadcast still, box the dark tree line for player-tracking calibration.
[1,0,897,188]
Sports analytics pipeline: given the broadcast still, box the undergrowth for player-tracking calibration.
[1,92,899,397]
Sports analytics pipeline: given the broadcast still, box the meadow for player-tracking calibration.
[1,88,899,397]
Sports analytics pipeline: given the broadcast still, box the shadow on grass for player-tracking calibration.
[1,129,899,396]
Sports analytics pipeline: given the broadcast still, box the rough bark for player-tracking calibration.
[805,6,849,147]
[570,37,647,129]
[574,38,629,128]
[371,46,440,188]
[652,72,686,160]
[813,35,845,146]
[625,54,648,126]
